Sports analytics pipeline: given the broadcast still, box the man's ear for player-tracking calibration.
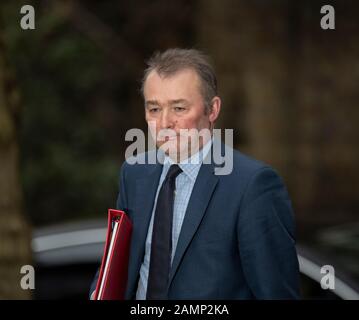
[209,96,221,123]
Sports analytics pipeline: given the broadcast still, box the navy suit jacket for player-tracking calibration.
[90,144,300,299]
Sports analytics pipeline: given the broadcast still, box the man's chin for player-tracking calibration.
[159,147,201,163]
[156,137,203,160]
[158,145,180,158]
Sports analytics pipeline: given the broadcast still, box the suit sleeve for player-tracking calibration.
[88,161,129,298]
[237,167,301,299]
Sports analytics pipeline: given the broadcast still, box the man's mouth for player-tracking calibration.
[165,136,177,141]
[158,135,178,142]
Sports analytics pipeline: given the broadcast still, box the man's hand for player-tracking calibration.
[90,291,96,300]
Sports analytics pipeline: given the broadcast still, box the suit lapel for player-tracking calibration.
[168,161,219,287]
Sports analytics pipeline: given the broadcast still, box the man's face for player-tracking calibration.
[144,68,220,161]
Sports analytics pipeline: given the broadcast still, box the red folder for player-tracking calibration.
[94,209,132,300]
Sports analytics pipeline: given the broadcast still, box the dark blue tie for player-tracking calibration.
[146,164,182,300]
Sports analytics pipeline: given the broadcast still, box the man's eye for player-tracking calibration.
[174,106,185,112]
[149,108,160,113]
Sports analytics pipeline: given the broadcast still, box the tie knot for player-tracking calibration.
[166,164,182,181]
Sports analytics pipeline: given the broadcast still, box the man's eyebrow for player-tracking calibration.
[169,99,189,105]
[145,100,160,107]
[145,99,189,107]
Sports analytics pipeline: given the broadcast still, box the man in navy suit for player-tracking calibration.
[90,48,300,299]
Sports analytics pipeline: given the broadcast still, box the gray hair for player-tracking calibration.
[141,48,218,113]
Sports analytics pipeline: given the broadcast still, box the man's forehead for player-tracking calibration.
[144,69,202,104]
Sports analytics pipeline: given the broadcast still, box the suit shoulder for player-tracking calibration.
[231,148,276,177]
[219,147,283,188]
[233,149,268,171]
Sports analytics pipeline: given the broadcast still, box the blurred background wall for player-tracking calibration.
[197,0,359,233]
[0,0,358,298]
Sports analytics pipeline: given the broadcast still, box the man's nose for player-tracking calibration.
[160,109,174,129]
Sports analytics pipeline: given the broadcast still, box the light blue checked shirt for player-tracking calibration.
[135,140,212,300]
